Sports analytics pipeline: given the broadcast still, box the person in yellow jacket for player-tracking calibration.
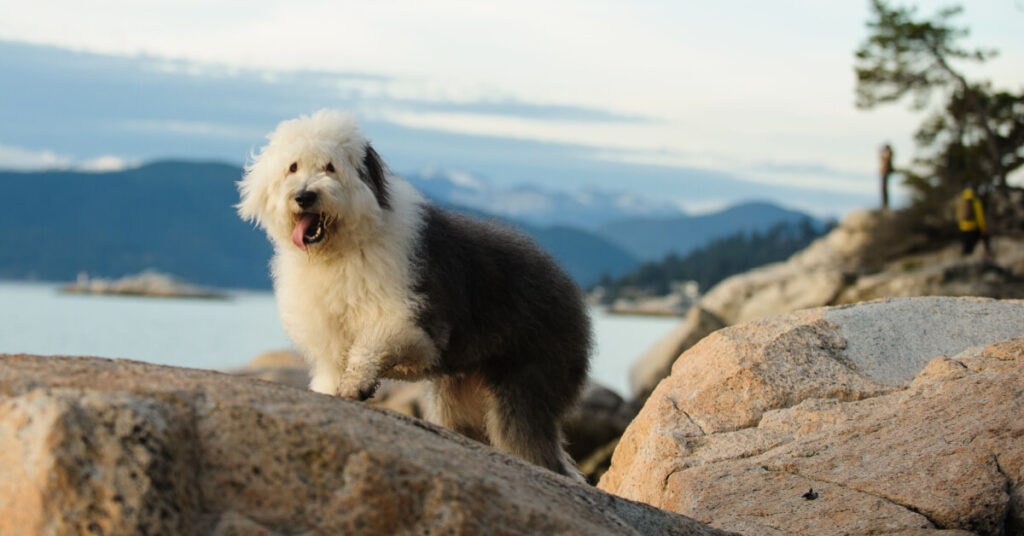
[956,187,991,257]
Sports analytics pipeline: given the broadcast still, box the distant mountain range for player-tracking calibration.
[406,167,682,229]
[598,202,824,261]
[406,168,824,262]
[0,161,820,289]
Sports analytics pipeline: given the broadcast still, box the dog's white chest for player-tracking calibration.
[272,251,418,366]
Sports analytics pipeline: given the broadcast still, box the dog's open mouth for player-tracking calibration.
[292,213,326,251]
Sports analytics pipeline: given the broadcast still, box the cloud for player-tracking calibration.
[118,119,263,140]
[0,40,910,216]
[0,143,132,172]
[0,144,72,170]
[77,155,135,172]
[591,148,875,195]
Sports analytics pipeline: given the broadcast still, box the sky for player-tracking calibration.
[1,1,1022,217]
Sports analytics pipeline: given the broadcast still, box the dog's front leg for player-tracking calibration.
[336,346,384,401]
[309,359,345,396]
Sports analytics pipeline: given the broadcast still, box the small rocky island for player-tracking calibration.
[61,270,228,299]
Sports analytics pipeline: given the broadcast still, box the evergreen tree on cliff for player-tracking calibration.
[854,0,1023,235]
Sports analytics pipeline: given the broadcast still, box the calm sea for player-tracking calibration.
[0,281,678,397]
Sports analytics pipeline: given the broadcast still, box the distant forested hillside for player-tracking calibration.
[598,202,822,261]
[0,161,275,288]
[593,218,832,302]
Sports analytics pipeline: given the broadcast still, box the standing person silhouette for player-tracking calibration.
[879,144,893,209]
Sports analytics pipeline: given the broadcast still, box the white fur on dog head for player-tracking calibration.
[237,109,388,251]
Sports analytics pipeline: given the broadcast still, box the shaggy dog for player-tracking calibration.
[237,110,591,478]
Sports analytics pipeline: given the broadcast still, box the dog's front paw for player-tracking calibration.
[337,379,380,401]
[357,381,381,401]
[310,372,340,396]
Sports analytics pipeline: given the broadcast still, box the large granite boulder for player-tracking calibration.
[628,306,725,403]
[0,354,728,536]
[601,298,1024,536]
[699,210,882,325]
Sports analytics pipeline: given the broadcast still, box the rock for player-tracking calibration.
[628,306,725,402]
[600,298,1024,536]
[836,238,1024,305]
[699,262,845,326]
[366,379,639,482]
[231,353,634,476]
[821,297,1024,381]
[696,211,1024,326]
[60,269,228,300]
[211,511,279,536]
[698,210,883,325]
[0,390,199,535]
[243,350,306,370]
[371,380,428,419]
[577,439,620,487]
[365,379,637,483]
[608,282,699,317]
[0,354,729,536]
[233,351,432,418]
[234,350,310,389]
[563,382,638,465]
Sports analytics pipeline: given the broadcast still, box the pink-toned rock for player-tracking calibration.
[628,306,725,402]
[233,349,311,389]
[0,353,728,536]
[600,298,1024,536]
[243,349,306,370]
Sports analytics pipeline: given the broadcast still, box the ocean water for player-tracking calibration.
[0,281,678,397]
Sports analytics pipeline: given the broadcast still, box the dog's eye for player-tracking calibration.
[288,162,298,173]
[325,162,335,173]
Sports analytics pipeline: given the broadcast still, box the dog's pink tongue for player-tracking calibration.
[292,214,316,251]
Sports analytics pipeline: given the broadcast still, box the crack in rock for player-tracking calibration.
[758,464,941,530]
[991,454,1017,535]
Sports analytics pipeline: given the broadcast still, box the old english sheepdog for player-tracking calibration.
[237,110,592,478]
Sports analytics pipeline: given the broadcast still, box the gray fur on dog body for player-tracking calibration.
[238,110,592,479]
[412,205,592,476]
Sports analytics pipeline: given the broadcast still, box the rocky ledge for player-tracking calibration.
[0,354,726,536]
[601,297,1024,536]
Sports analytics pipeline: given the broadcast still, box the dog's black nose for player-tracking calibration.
[295,190,318,209]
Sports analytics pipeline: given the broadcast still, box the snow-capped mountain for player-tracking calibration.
[404,167,682,229]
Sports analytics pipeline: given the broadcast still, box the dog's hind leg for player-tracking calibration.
[425,375,490,443]
[483,378,584,482]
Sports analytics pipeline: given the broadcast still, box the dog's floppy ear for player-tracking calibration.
[359,144,390,210]
[236,160,270,226]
